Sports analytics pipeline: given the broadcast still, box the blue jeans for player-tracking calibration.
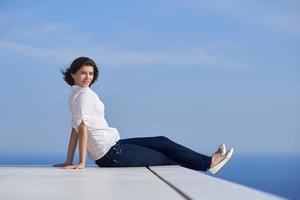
[95,136,212,171]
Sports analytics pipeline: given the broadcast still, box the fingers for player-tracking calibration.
[60,164,85,169]
[61,165,76,169]
[74,164,85,169]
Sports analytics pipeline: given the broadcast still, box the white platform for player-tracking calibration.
[0,165,284,200]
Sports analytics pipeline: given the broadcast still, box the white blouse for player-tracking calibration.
[68,85,120,160]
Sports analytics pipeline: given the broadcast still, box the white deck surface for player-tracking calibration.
[0,165,284,200]
[149,165,285,200]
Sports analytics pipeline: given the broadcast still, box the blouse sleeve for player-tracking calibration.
[72,91,93,132]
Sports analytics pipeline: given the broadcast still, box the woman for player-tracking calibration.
[53,57,233,174]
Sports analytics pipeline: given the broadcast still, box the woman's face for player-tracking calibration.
[71,65,94,87]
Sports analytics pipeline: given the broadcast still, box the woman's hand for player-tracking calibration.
[53,162,72,167]
[61,162,85,169]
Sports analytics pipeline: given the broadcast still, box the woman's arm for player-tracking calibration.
[61,121,87,169]
[53,128,78,167]
[77,121,88,167]
[66,128,79,164]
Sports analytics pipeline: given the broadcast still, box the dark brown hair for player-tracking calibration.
[61,57,99,86]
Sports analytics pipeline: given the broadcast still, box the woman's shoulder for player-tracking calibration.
[71,85,94,100]
[72,85,94,94]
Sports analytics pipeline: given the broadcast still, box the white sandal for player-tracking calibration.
[209,148,234,175]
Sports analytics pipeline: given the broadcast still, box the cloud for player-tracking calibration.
[165,0,239,11]
[196,0,240,11]
[0,39,251,71]
[16,22,77,40]
[261,14,300,36]
[237,3,300,37]
[0,12,251,71]
[171,1,300,37]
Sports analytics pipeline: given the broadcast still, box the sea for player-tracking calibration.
[1,154,299,199]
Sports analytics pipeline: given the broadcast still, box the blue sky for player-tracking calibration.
[0,0,299,161]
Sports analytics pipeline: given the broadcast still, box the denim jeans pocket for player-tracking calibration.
[96,143,120,167]
[109,143,126,167]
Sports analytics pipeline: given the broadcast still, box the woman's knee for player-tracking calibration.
[156,136,170,143]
